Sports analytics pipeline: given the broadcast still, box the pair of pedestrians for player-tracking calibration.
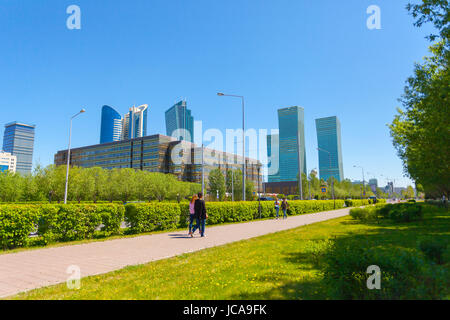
[188,193,208,237]
[274,197,289,219]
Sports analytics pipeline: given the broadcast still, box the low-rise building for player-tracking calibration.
[0,151,17,173]
[54,134,263,188]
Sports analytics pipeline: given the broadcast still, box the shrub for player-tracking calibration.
[388,203,423,222]
[0,205,40,249]
[418,238,449,265]
[125,203,180,234]
[322,240,448,299]
[349,207,379,221]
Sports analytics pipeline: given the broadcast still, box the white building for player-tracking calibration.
[121,104,148,140]
[0,151,17,173]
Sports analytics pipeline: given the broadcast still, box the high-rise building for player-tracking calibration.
[165,100,194,143]
[100,105,123,144]
[369,178,378,192]
[122,105,148,140]
[277,106,307,182]
[266,133,280,182]
[315,116,344,182]
[2,122,35,174]
[0,151,17,173]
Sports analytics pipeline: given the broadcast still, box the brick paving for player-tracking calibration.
[0,208,350,298]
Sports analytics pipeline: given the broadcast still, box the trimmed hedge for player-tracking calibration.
[0,204,124,249]
[1,199,368,249]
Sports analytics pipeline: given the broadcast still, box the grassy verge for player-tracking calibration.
[9,206,449,300]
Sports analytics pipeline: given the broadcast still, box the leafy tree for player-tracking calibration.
[208,168,226,201]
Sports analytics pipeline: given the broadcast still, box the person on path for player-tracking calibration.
[192,192,208,237]
[188,194,198,236]
[281,198,289,219]
[274,197,280,219]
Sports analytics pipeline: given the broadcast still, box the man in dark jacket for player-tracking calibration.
[192,192,207,237]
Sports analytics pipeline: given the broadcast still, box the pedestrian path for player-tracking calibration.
[0,207,350,298]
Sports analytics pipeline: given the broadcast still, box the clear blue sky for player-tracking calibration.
[0,0,433,187]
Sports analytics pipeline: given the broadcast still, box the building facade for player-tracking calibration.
[165,100,194,143]
[315,116,344,182]
[277,106,307,182]
[266,133,280,182]
[2,122,35,174]
[0,151,17,173]
[54,134,262,186]
[100,105,123,144]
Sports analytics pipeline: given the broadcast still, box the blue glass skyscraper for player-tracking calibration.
[267,133,280,182]
[100,105,122,144]
[277,106,307,181]
[165,100,194,143]
[2,122,35,174]
[315,116,344,182]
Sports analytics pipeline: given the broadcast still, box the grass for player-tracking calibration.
[9,206,450,300]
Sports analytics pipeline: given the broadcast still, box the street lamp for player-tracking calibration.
[64,109,86,204]
[354,165,366,199]
[317,148,335,208]
[217,92,246,201]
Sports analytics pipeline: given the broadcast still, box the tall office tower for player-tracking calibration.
[121,104,148,140]
[315,116,344,182]
[267,133,280,182]
[165,100,194,143]
[2,122,35,174]
[278,106,307,182]
[100,105,123,144]
[0,151,17,173]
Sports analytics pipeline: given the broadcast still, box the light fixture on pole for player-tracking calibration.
[217,92,246,201]
[64,109,86,204]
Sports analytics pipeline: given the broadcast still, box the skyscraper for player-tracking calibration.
[122,105,149,140]
[2,122,35,174]
[165,100,194,143]
[267,133,280,182]
[315,116,344,182]
[277,106,307,182]
[0,151,16,173]
[100,105,122,144]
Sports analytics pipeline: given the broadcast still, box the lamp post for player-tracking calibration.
[354,165,366,199]
[217,92,246,201]
[201,144,204,196]
[317,147,335,208]
[64,109,86,204]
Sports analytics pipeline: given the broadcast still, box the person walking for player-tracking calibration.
[188,194,198,236]
[274,197,280,219]
[281,198,289,219]
[192,192,208,237]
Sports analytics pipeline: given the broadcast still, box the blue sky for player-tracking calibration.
[0,0,433,187]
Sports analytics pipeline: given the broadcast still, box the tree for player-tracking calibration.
[208,168,226,201]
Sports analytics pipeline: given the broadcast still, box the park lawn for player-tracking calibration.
[10,208,450,300]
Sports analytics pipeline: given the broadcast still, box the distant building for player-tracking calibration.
[99,104,149,143]
[2,122,35,174]
[100,105,123,144]
[276,106,307,182]
[165,100,194,143]
[54,134,262,186]
[368,178,378,193]
[315,116,344,182]
[266,133,280,182]
[0,151,17,173]
[122,105,148,140]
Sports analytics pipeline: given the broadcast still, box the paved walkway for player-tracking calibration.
[0,208,350,298]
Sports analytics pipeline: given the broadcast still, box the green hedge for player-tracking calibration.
[0,204,124,249]
[1,199,367,250]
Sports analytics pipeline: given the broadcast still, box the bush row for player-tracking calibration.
[1,199,365,249]
[0,204,124,249]
[350,203,424,223]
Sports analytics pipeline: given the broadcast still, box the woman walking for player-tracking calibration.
[274,197,280,219]
[281,198,289,219]
[188,194,198,236]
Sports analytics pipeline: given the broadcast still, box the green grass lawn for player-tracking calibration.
[10,206,450,300]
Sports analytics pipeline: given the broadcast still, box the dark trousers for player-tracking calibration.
[189,214,195,233]
[192,218,206,236]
